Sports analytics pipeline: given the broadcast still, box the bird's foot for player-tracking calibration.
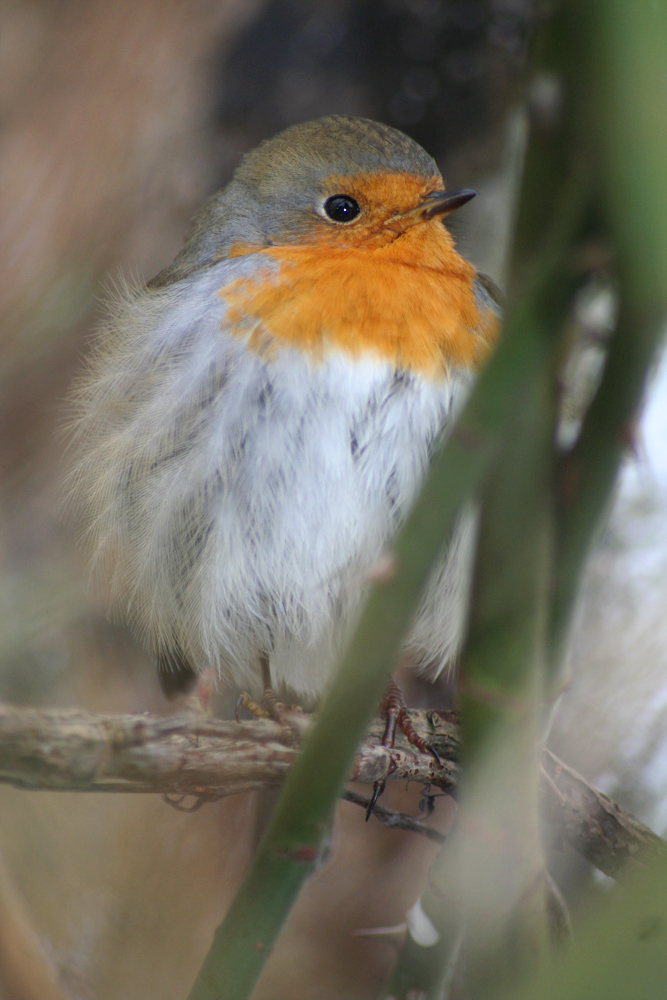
[259,686,304,726]
[235,691,272,720]
[235,688,303,722]
[235,688,306,745]
[366,679,441,821]
[236,652,306,742]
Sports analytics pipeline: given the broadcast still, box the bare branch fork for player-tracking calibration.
[0,702,663,882]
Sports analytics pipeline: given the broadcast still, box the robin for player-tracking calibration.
[71,115,499,788]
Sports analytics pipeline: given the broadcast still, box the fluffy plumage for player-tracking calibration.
[69,115,499,698]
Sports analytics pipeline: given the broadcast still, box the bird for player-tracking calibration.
[70,115,499,756]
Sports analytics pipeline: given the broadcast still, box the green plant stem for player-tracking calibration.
[450,346,555,997]
[380,6,594,990]
[185,429,489,1000]
[379,254,586,1000]
[550,0,667,665]
[551,298,667,666]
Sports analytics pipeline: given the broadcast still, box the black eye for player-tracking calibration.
[324,195,361,223]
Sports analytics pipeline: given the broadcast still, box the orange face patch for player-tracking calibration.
[222,170,499,375]
[309,171,444,249]
[228,171,445,256]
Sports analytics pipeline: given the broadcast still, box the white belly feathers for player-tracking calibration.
[71,258,475,697]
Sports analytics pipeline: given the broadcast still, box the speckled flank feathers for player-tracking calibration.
[69,115,500,698]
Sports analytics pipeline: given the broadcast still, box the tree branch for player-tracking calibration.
[540,748,666,883]
[0,703,662,882]
[0,703,459,798]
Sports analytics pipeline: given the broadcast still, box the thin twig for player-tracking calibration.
[342,789,447,843]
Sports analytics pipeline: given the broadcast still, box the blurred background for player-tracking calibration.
[0,1,665,997]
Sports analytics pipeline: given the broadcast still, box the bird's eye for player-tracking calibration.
[323,195,361,223]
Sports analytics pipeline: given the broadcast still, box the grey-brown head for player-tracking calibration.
[149,115,475,288]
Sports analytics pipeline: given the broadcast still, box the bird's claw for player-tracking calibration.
[235,692,271,722]
[365,780,385,821]
[365,680,442,819]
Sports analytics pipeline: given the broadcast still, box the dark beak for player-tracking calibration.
[389,188,477,229]
[418,188,477,220]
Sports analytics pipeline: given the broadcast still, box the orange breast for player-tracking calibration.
[220,220,499,376]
